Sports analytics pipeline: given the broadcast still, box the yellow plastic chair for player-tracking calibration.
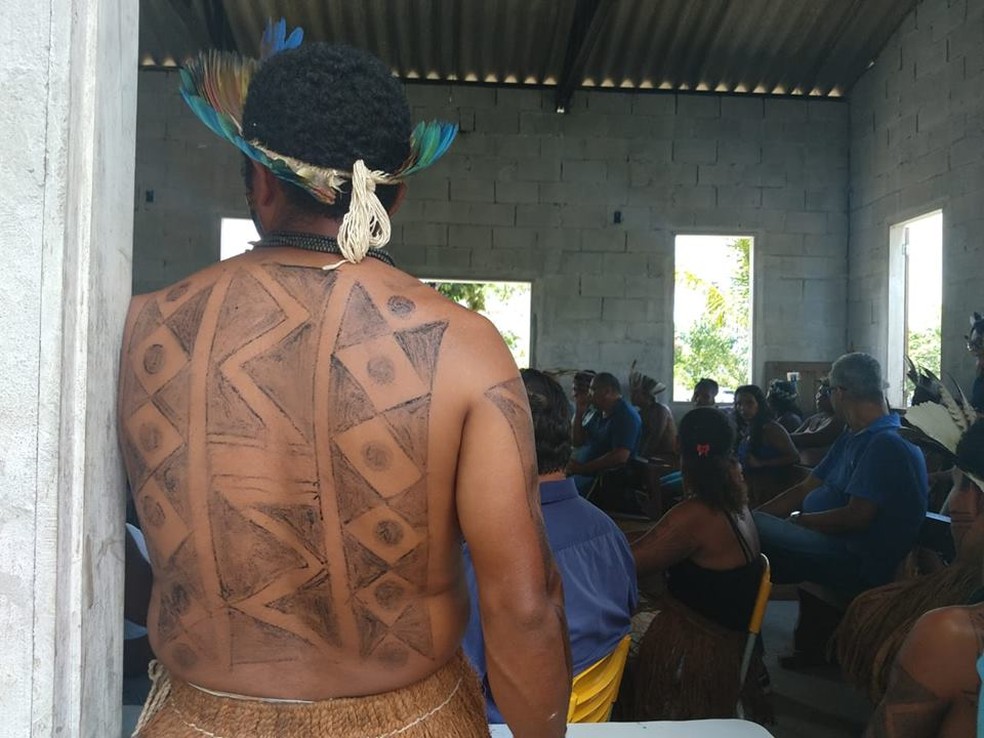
[567,635,632,723]
[736,553,772,718]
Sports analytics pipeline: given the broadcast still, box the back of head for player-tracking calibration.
[573,370,596,394]
[593,372,621,395]
[767,379,800,414]
[695,378,719,395]
[678,407,746,511]
[242,43,411,219]
[829,352,885,404]
[521,369,572,475]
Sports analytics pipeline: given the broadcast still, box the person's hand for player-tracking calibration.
[574,392,589,414]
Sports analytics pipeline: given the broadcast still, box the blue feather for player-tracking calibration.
[260,18,304,60]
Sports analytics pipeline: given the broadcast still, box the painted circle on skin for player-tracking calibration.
[362,442,392,471]
[366,356,396,385]
[386,295,415,317]
[374,519,404,547]
[373,580,406,610]
[143,344,166,374]
[139,423,161,452]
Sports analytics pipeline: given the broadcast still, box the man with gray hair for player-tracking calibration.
[754,352,928,599]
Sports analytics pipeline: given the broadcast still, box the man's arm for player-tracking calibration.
[865,606,979,738]
[456,327,570,738]
[793,495,877,534]
[568,447,630,475]
[756,475,822,517]
[571,402,588,447]
[746,422,800,468]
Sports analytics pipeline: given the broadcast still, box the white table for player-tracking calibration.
[489,720,775,737]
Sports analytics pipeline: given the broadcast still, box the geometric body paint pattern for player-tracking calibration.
[119,262,446,670]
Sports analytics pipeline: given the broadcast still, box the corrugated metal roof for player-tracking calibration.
[139,0,918,99]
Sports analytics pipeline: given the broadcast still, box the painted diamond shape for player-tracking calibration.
[334,334,428,412]
[132,325,188,396]
[125,400,183,472]
[355,571,413,626]
[346,506,421,564]
[333,416,422,498]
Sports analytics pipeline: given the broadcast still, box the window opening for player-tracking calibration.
[673,235,753,403]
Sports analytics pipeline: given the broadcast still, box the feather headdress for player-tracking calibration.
[628,360,667,397]
[902,358,983,490]
[178,18,457,263]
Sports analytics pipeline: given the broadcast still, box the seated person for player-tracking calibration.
[864,599,984,738]
[570,369,597,462]
[692,377,719,407]
[628,364,676,464]
[835,401,984,702]
[463,369,638,723]
[790,378,845,452]
[754,352,929,600]
[568,372,642,495]
[735,384,801,505]
[767,379,804,433]
[967,311,984,413]
[628,407,769,722]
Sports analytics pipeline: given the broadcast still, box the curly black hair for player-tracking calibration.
[678,407,746,512]
[241,43,412,220]
[521,369,572,476]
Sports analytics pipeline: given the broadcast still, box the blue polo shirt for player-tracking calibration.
[803,413,927,586]
[584,397,642,461]
[461,478,638,723]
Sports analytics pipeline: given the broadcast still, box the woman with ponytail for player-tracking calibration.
[626,407,770,723]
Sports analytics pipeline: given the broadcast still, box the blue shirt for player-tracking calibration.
[584,397,642,462]
[803,413,928,586]
[462,478,638,723]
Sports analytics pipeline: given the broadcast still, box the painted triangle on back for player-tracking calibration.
[265,263,338,316]
[255,499,327,561]
[336,282,391,350]
[387,478,429,529]
[331,441,388,523]
[242,323,319,443]
[392,544,428,586]
[153,365,191,432]
[209,491,307,603]
[265,568,342,647]
[391,600,434,657]
[342,532,389,591]
[393,321,448,389]
[381,395,430,468]
[327,356,377,433]
[229,607,314,664]
[164,285,213,355]
[212,269,286,362]
[353,600,390,657]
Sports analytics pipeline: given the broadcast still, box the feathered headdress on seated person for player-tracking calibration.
[178,18,457,263]
[902,358,984,490]
[628,360,667,397]
[767,379,798,403]
[966,312,984,356]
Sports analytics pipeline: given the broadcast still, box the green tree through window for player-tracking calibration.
[673,237,752,400]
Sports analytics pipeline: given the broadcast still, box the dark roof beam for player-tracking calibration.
[554,0,613,112]
[205,0,237,52]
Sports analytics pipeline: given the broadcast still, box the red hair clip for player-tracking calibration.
[696,443,710,457]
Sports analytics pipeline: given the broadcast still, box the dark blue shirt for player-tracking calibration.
[803,413,928,586]
[584,397,642,461]
[462,478,638,723]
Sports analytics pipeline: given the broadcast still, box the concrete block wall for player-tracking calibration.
[848,0,984,391]
[134,71,850,385]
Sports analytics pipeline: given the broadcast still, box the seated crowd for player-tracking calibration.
[124,348,982,734]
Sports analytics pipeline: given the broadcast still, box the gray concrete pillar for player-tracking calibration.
[0,0,138,734]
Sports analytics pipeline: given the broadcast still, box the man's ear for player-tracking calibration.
[251,161,280,208]
[387,183,408,216]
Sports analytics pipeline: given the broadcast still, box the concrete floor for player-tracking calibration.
[762,601,872,738]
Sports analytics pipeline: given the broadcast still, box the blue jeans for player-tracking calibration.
[752,512,868,597]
